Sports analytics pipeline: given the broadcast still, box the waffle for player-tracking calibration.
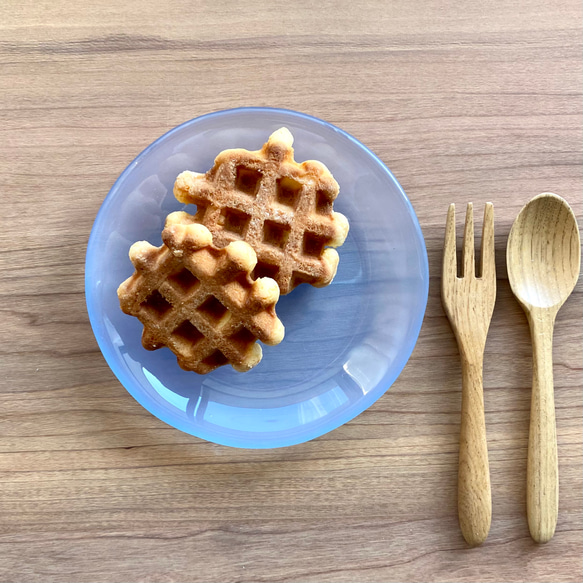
[173,128,350,294]
[117,211,285,374]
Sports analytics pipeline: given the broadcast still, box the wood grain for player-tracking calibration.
[442,203,496,546]
[507,193,581,543]
[0,0,581,581]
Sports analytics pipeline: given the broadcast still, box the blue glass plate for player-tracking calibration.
[85,108,429,448]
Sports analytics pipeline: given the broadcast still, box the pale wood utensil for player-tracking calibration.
[442,202,496,547]
[506,193,581,544]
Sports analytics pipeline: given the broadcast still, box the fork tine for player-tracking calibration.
[480,202,495,280]
[443,203,457,280]
[462,203,475,278]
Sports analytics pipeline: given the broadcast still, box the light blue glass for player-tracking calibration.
[85,108,429,449]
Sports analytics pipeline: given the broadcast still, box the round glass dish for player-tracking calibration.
[85,107,429,449]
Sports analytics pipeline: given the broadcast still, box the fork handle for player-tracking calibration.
[459,355,492,546]
[527,309,558,543]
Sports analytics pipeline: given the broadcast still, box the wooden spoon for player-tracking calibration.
[506,193,581,543]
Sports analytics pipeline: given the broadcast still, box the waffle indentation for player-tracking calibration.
[303,232,329,257]
[276,176,303,208]
[263,220,291,250]
[220,208,251,237]
[197,295,228,323]
[229,327,257,350]
[203,350,229,368]
[172,320,204,345]
[141,290,172,317]
[253,261,280,281]
[235,166,262,196]
[168,268,199,293]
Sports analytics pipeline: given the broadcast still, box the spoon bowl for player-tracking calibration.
[508,193,580,311]
[507,192,581,544]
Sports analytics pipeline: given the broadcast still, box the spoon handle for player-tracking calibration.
[458,355,492,546]
[527,309,558,543]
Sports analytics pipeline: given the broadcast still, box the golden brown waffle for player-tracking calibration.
[117,211,285,374]
[173,128,350,295]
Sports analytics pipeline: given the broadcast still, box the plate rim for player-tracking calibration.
[85,106,429,449]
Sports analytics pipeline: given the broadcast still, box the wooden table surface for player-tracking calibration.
[1,1,581,581]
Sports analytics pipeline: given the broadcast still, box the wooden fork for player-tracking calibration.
[441,202,496,547]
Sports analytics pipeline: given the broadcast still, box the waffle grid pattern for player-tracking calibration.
[174,128,349,294]
[118,214,284,374]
